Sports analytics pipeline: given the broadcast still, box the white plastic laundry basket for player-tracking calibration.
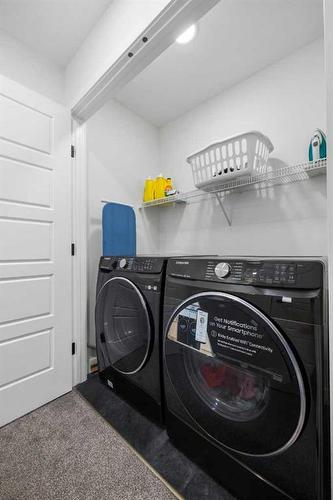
[186,131,274,191]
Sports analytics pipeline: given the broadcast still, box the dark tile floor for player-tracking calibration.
[77,374,236,500]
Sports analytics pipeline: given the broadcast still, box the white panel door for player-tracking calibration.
[0,75,72,426]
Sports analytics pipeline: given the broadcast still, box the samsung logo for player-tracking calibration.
[175,261,189,265]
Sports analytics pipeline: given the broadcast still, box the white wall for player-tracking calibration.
[66,0,170,108]
[158,38,327,257]
[86,98,160,345]
[0,29,65,104]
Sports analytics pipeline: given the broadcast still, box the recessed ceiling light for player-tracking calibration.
[176,24,197,44]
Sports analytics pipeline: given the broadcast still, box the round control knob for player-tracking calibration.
[119,258,128,269]
[215,262,231,279]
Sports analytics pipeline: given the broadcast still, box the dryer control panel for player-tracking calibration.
[168,258,324,289]
[99,256,165,274]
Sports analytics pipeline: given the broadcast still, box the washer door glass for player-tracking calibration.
[164,292,307,456]
[96,277,151,374]
[185,354,268,422]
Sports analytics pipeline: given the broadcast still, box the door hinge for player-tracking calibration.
[71,243,75,256]
[72,342,76,355]
[71,144,75,158]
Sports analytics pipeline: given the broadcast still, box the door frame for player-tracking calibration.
[71,0,218,123]
[71,118,88,385]
[70,0,219,384]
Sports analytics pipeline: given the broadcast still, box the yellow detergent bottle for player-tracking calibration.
[165,177,173,195]
[143,176,154,202]
[154,173,167,199]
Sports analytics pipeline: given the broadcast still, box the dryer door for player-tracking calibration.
[164,292,307,457]
[96,277,151,374]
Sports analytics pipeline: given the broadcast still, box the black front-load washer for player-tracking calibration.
[96,255,167,423]
[163,257,330,500]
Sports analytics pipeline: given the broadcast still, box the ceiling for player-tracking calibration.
[0,0,113,67]
[116,0,324,127]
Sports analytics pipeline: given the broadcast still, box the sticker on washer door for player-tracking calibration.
[195,310,208,342]
[167,302,213,357]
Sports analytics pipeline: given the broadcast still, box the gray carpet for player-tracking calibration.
[0,390,177,500]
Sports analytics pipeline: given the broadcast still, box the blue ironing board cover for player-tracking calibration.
[102,202,136,256]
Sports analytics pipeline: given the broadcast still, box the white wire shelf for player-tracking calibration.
[140,159,327,210]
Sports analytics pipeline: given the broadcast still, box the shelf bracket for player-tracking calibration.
[214,193,231,226]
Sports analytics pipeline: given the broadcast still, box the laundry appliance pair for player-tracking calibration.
[96,255,330,500]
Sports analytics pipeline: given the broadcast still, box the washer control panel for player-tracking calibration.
[241,262,297,285]
[99,256,165,274]
[168,258,324,289]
